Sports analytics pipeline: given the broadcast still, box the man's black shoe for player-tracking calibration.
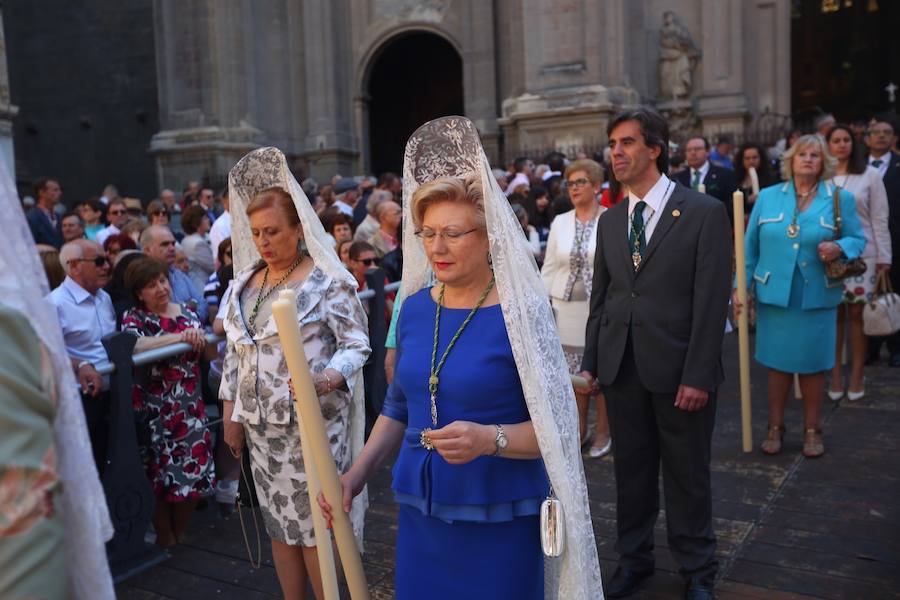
[684,580,715,600]
[890,353,900,367]
[605,566,653,598]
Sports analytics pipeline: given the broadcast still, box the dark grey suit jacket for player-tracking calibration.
[581,183,733,394]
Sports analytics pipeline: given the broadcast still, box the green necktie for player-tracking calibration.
[629,201,647,263]
[872,159,883,168]
[691,169,701,189]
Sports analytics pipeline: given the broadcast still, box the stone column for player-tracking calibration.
[497,0,637,158]
[696,0,751,141]
[459,0,500,162]
[300,0,357,180]
[0,8,19,176]
[149,0,263,192]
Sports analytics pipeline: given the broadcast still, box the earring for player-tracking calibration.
[487,252,493,267]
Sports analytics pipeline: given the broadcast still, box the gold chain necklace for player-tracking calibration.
[420,275,496,450]
[787,182,817,238]
[247,252,305,335]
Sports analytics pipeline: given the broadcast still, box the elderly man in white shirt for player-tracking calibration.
[47,239,116,471]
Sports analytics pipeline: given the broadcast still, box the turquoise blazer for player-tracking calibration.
[744,180,866,310]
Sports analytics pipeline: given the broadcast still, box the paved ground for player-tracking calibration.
[117,334,900,599]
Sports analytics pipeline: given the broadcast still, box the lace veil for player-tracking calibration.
[400,117,603,598]
[0,161,115,598]
[227,147,368,547]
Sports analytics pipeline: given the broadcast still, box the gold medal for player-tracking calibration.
[632,251,642,269]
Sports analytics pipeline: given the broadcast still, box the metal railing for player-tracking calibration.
[100,271,397,581]
[95,280,401,376]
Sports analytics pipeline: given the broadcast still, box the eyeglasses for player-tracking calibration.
[564,178,592,189]
[357,257,379,266]
[867,128,894,137]
[414,228,480,243]
[108,209,126,216]
[69,256,109,267]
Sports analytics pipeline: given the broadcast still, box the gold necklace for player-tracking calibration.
[247,252,305,335]
[787,183,816,238]
[420,275,496,450]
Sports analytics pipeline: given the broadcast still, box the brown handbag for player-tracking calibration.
[824,185,867,279]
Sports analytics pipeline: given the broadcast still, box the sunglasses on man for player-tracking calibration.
[69,256,109,267]
[358,257,379,266]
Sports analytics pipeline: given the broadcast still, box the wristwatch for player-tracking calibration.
[77,360,94,372]
[493,424,508,456]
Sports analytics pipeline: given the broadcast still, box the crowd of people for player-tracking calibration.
[5,105,900,599]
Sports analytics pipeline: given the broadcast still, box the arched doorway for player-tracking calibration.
[366,32,464,176]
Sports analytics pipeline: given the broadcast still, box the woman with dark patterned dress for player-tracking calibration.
[121,256,215,548]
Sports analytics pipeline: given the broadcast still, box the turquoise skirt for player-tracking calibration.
[756,268,836,374]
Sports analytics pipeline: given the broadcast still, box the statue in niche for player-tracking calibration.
[658,11,701,100]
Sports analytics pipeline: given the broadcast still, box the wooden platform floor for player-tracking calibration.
[117,335,900,599]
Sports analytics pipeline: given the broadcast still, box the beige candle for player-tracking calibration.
[272,289,370,599]
[732,190,753,452]
[296,411,340,599]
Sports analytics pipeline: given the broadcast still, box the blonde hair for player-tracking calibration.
[780,134,837,181]
[246,186,301,226]
[564,158,603,184]
[411,175,485,230]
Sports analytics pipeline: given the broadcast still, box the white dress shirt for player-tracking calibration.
[868,154,891,179]
[209,210,232,257]
[689,161,711,188]
[47,277,116,367]
[626,174,677,242]
[95,224,120,247]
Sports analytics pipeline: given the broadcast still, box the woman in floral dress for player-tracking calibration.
[122,256,215,547]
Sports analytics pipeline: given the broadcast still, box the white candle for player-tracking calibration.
[749,166,760,196]
[272,289,370,599]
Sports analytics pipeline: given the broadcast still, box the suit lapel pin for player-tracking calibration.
[672,209,681,218]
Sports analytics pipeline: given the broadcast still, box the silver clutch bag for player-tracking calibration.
[540,487,565,557]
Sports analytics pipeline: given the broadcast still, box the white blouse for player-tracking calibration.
[832,167,891,264]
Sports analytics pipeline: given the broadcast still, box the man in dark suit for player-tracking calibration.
[866,114,900,366]
[26,178,64,248]
[674,136,738,223]
[580,107,732,599]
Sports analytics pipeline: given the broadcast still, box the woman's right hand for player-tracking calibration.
[317,470,363,529]
[732,290,753,320]
[180,327,207,352]
[224,420,245,457]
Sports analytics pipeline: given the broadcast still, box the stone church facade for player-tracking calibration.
[3,0,792,199]
[150,0,790,186]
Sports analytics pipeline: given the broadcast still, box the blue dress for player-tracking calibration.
[745,183,867,373]
[382,288,548,599]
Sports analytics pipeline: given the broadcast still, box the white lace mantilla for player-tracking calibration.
[228,147,368,549]
[0,161,115,598]
[400,117,604,599]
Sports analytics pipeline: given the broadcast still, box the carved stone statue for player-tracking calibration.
[658,11,701,100]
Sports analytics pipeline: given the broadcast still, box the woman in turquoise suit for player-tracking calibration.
[734,134,865,458]
[320,117,602,599]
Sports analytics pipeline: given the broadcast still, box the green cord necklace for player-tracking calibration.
[247,252,305,335]
[427,275,496,429]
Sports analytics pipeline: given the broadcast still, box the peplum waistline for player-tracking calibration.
[391,427,547,524]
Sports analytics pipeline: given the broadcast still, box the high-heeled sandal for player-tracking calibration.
[802,428,824,458]
[761,424,785,455]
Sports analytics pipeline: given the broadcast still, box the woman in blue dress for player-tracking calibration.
[734,134,865,458]
[320,117,602,599]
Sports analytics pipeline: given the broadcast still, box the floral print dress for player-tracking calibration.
[122,303,215,502]
[220,265,370,547]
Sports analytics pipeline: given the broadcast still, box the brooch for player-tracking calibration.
[420,428,434,451]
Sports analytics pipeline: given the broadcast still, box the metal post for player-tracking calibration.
[101,332,166,580]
